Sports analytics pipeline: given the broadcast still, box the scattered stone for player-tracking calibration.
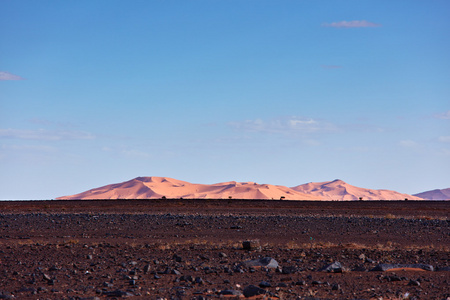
[103,290,134,297]
[408,280,421,286]
[259,281,271,288]
[219,289,242,296]
[242,257,279,268]
[143,264,151,274]
[43,274,52,281]
[332,283,340,290]
[171,269,182,275]
[319,261,344,273]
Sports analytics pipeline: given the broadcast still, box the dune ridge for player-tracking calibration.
[56,177,426,201]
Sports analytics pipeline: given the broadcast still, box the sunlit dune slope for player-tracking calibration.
[291,179,423,200]
[56,176,320,200]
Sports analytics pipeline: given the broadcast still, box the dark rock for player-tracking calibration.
[243,285,267,297]
[408,280,420,286]
[173,254,182,262]
[143,264,150,274]
[295,280,306,286]
[259,281,271,288]
[277,282,288,288]
[386,275,402,282]
[332,283,340,290]
[195,277,203,284]
[242,240,261,251]
[242,257,279,268]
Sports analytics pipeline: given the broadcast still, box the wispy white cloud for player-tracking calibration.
[322,20,381,28]
[1,144,57,153]
[102,146,151,159]
[434,110,450,120]
[0,128,95,141]
[228,116,337,135]
[0,71,25,80]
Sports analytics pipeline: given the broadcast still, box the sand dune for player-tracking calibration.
[291,179,423,200]
[413,188,450,200]
[57,177,320,200]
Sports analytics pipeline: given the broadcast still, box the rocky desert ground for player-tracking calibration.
[0,199,448,299]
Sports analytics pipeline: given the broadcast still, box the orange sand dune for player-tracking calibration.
[291,179,423,201]
[57,177,320,200]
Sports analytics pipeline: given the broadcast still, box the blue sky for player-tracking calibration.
[1,0,449,199]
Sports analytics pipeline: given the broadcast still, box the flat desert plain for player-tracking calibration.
[0,200,449,299]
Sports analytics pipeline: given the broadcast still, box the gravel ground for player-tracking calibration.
[0,200,448,299]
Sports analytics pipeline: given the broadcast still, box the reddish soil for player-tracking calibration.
[0,200,448,299]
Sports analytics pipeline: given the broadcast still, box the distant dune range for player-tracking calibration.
[56,177,442,200]
[413,188,450,200]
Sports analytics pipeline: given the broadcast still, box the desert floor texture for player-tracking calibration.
[0,200,449,300]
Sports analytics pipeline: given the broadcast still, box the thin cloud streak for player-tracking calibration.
[322,20,381,28]
[0,128,95,141]
[434,110,450,120]
[228,116,337,135]
[321,65,343,69]
[0,71,25,80]
[438,136,450,143]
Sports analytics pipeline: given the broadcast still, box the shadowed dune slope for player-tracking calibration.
[414,188,450,200]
